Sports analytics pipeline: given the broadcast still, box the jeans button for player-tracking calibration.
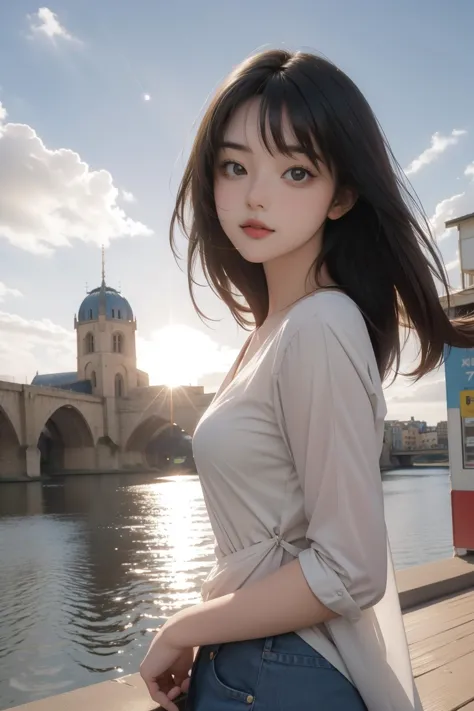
[209,651,215,660]
[246,695,254,704]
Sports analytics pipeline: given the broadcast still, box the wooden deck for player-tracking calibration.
[409,587,474,710]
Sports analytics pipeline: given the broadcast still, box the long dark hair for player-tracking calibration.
[170,49,473,380]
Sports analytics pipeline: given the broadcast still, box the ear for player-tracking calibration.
[327,187,358,220]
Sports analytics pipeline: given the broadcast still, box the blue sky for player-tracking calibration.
[0,0,473,423]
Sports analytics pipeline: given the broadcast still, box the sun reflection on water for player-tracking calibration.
[129,474,215,616]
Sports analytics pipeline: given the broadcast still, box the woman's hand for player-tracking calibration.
[140,628,194,711]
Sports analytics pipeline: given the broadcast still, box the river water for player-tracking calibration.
[0,467,452,710]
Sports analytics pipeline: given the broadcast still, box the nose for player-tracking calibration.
[245,175,268,211]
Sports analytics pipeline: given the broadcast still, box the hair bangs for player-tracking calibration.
[257,78,332,173]
[207,69,333,175]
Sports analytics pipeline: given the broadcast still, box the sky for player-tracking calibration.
[0,0,473,425]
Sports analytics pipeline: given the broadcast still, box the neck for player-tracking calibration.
[263,231,334,318]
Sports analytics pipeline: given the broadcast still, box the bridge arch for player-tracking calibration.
[126,415,170,453]
[125,415,193,469]
[37,405,95,474]
[0,405,23,478]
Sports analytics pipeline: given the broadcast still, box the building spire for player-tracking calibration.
[101,244,106,286]
[99,244,106,316]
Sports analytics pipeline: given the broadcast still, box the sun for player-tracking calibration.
[150,332,195,387]
[160,359,189,389]
[137,324,240,389]
[137,325,207,388]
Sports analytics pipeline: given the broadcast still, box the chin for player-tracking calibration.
[232,238,283,264]
[236,246,275,264]
[238,250,267,264]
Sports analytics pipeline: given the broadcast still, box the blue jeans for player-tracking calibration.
[186,632,368,710]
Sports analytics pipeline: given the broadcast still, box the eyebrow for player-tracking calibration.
[219,140,307,155]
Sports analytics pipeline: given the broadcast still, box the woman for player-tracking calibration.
[140,49,469,710]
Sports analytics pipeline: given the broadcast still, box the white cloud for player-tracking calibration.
[0,282,22,303]
[430,192,467,241]
[405,129,467,176]
[0,102,152,255]
[465,162,474,179]
[28,7,77,42]
[386,373,445,406]
[0,311,72,340]
[121,190,136,203]
[0,310,75,383]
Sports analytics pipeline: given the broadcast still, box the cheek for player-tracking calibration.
[278,189,330,231]
[214,180,236,216]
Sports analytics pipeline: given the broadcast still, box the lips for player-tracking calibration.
[240,219,274,240]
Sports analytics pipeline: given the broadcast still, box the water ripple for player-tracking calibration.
[0,468,452,710]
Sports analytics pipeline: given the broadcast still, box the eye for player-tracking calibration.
[283,167,314,183]
[221,161,247,178]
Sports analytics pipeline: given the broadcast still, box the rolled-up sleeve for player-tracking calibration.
[274,316,387,623]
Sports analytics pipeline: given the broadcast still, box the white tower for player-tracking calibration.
[74,248,138,399]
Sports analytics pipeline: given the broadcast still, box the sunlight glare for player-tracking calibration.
[137,324,238,388]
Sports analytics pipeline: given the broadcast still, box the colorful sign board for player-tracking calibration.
[444,346,474,408]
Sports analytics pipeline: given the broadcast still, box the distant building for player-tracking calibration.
[384,421,403,450]
[386,418,440,451]
[391,424,403,450]
[402,425,419,450]
[403,416,427,433]
[420,430,438,449]
[437,420,448,448]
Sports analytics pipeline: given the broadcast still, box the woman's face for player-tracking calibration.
[213,98,341,265]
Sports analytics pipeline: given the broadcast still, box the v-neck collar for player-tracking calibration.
[213,331,255,400]
[212,289,348,403]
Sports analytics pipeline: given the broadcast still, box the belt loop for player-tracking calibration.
[263,636,274,653]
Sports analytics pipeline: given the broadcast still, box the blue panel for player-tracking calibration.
[444,345,474,408]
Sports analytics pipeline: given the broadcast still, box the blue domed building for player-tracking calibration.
[32,262,148,397]
[77,285,134,324]
[17,253,211,478]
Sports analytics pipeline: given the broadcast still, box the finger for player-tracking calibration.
[180,676,191,693]
[153,692,179,711]
[167,685,183,700]
[152,692,179,711]
[146,682,179,711]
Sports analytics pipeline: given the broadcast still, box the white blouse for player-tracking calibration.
[192,291,422,711]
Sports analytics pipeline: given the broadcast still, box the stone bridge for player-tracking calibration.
[390,448,449,467]
[380,442,449,469]
[118,385,213,468]
[0,380,213,479]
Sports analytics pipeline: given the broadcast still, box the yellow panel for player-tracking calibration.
[460,390,474,418]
